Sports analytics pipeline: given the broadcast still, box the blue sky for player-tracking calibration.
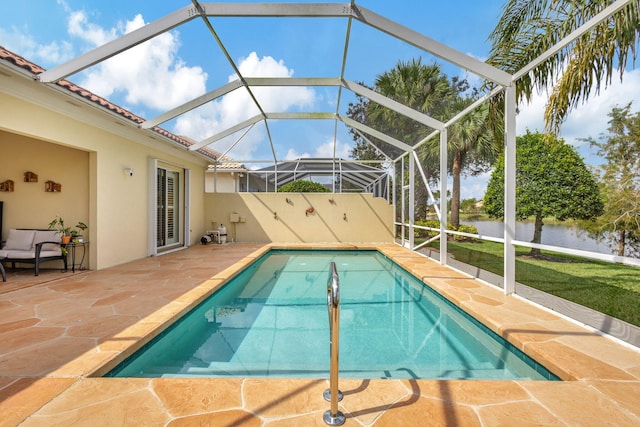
[1,0,639,198]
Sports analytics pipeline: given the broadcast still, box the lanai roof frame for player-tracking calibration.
[251,157,388,189]
[36,1,512,166]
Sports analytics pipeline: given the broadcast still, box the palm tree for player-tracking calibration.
[446,98,499,227]
[488,0,640,133]
[367,59,453,220]
[416,95,499,228]
[369,59,451,143]
[365,59,498,226]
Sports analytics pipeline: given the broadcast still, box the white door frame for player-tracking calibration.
[148,158,191,256]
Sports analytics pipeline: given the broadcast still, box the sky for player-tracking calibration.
[1,0,639,198]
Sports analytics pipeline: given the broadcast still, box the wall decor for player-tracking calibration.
[24,171,38,182]
[0,180,14,192]
[45,180,62,192]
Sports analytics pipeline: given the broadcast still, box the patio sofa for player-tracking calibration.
[0,229,67,281]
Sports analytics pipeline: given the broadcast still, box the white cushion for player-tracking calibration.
[33,230,61,251]
[0,249,61,259]
[37,249,63,257]
[4,250,36,259]
[7,251,36,259]
[3,229,35,251]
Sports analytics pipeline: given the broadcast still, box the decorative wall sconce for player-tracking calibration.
[45,180,62,192]
[123,167,135,176]
[329,198,335,204]
[285,197,292,204]
[0,180,14,192]
[306,207,315,216]
[24,171,38,182]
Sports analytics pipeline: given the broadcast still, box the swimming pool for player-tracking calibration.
[107,250,558,380]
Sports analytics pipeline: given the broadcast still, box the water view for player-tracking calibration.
[463,220,613,255]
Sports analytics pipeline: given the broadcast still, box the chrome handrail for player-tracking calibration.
[323,261,345,426]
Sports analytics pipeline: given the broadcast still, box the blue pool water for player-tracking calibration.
[107,250,558,380]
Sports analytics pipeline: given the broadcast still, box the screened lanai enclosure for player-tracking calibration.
[233,158,389,196]
[36,1,640,346]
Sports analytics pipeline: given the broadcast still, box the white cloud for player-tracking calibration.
[562,69,640,144]
[285,138,352,160]
[0,27,74,65]
[173,52,317,160]
[74,13,207,111]
[67,10,116,47]
[315,139,353,159]
[0,0,77,66]
[516,68,640,146]
[237,52,315,111]
[460,171,491,200]
[285,148,310,160]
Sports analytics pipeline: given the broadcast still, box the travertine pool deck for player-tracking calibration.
[1,243,639,426]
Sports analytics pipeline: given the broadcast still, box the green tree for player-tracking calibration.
[584,103,640,256]
[488,0,640,133]
[484,131,604,256]
[349,58,497,224]
[359,59,453,220]
[369,59,452,142]
[460,198,481,214]
[433,96,498,227]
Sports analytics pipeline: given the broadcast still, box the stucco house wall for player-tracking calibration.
[0,88,209,270]
[0,131,89,232]
[204,192,394,243]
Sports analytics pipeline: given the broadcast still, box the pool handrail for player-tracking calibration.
[323,261,345,426]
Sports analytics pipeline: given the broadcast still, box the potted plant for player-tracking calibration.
[48,216,73,244]
[71,221,88,243]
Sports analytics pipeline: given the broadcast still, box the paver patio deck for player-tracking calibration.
[1,243,639,426]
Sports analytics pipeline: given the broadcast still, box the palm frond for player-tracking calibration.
[488,0,640,132]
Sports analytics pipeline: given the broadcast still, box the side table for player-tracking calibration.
[63,241,89,272]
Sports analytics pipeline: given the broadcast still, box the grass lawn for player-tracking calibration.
[440,241,640,327]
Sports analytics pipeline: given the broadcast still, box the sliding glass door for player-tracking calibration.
[157,167,181,247]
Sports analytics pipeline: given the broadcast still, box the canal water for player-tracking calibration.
[462,220,613,255]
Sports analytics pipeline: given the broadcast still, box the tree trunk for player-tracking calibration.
[450,151,463,228]
[530,212,544,256]
[617,229,626,257]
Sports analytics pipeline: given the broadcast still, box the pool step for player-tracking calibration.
[179,363,520,380]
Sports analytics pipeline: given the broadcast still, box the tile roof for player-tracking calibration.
[0,45,242,166]
[179,137,244,169]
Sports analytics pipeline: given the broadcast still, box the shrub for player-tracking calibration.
[412,220,478,242]
[453,224,479,242]
[277,180,330,193]
[414,220,441,239]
